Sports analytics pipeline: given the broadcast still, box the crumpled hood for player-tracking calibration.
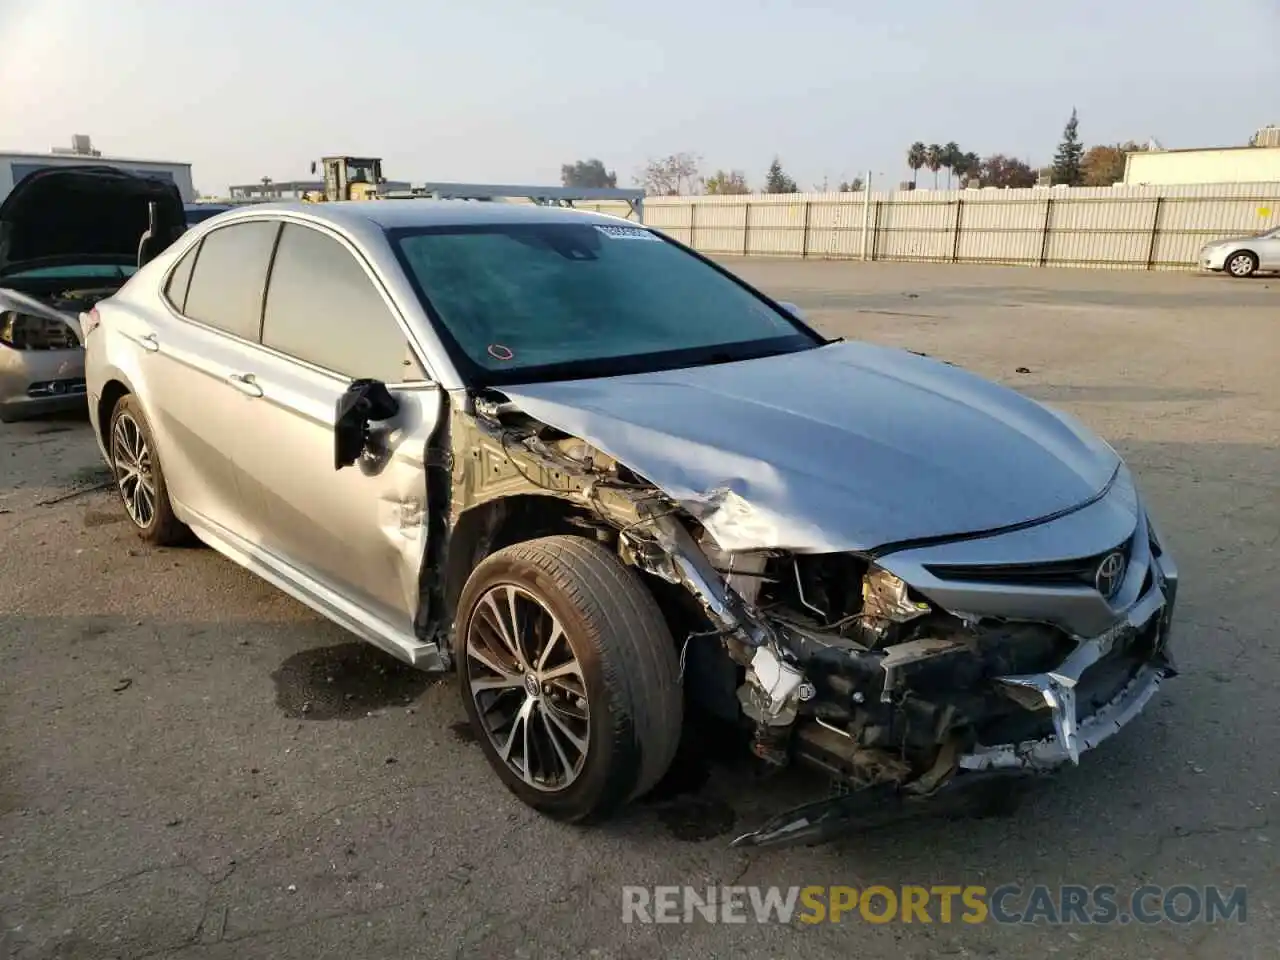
[501,341,1121,553]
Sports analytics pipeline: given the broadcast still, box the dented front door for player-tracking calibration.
[233,358,441,634]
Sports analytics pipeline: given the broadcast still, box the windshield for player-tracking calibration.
[0,263,136,280]
[389,222,820,386]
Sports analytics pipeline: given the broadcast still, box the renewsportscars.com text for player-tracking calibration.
[621,884,1247,926]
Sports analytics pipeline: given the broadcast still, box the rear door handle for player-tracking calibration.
[227,373,264,398]
[137,332,159,353]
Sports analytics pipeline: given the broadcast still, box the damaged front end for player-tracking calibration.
[442,393,1178,848]
[726,551,1177,847]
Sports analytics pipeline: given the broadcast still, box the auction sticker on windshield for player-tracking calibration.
[595,225,661,241]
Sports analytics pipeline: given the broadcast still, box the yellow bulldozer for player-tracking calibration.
[301,156,385,202]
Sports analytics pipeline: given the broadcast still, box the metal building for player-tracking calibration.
[1123,145,1280,186]
[0,135,195,202]
[226,179,414,200]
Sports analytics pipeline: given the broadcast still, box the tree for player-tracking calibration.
[764,157,798,194]
[1081,141,1146,186]
[924,144,943,189]
[978,154,1037,188]
[1052,108,1085,186]
[953,151,981,187]
[561,158,617,188]
[837,176,865,192]
[906,142,927,188]
[942,141,961,189]
[704,169,751,195]
[637,153,702,195]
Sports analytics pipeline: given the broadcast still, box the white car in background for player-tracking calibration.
[1199,226,1280,278]
[0,167,183,421]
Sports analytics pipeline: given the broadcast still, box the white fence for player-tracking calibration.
[632,183,1280,270]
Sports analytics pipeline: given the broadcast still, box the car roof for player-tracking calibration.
[218,199,631,232]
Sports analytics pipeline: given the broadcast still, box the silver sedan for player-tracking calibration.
[1199,226,1280,277]
[83,201,1178,846]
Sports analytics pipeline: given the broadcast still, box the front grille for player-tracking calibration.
[27,378,86,398]
[926,535,1134,590]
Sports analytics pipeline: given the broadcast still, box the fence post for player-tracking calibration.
[801,200,811,259]
[1038,198,1054,267]
[860,190,872,261]
[1145,196,1165,270]
[743,202,751,256]
[871,201,882,261]
[689,202,697,249]
[951,198,964,262]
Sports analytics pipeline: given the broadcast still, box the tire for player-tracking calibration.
[455,535,683,823]
[107,394,189,546]
[1226,250,1258,278]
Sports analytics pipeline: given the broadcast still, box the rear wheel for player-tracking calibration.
[1226,250,1258,278]
[455,535,683,823]
[108,394,189,546]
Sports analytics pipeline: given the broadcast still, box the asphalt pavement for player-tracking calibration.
[1,261,1276,959]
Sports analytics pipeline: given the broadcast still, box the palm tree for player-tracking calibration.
[907,142,926,188]
[942,142,961,189]
[925,144,943,190]
[957,151,981,187]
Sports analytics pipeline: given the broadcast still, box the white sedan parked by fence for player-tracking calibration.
[1199,227,1280,278]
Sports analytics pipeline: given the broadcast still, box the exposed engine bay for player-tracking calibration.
[46,285,123,315]
[424,388,1178,846]
[0,283,123,350]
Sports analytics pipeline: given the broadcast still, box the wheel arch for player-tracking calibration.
[96,374,136,449]
[438,494,605,629]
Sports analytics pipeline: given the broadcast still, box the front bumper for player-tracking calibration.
[732,513,1178,848]
[958,574,1174,771]
[0,345,87,422]
[1199,248,1229,271]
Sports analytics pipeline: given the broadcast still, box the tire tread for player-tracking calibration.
[459,534,683,821]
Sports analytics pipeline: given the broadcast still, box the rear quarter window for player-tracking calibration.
[182,221,280,340]
[164,243,199,312]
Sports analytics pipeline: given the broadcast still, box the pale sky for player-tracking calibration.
[3,0,1276,195]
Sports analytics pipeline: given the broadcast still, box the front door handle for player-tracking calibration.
[137,332,159,353]
[227,373,264,398]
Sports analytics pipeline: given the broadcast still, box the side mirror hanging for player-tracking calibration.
[334,379,399,470]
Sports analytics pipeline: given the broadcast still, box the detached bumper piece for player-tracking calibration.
[732,769,1033,848]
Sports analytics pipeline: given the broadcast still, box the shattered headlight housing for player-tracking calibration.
[862,566,931,623]
[0,311,80,350]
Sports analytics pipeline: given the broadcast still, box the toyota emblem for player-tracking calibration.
[1094,551,1127,598]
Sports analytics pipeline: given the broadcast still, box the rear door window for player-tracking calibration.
[182,221,280,340]
[164,243,199,312]
[261,223,419,383]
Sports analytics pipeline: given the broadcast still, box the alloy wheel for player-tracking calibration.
[111,413,156,529]
[1228,253,1255,277]
[465,584,590,792]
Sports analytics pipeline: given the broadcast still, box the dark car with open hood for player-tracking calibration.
[0,166,183,421]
